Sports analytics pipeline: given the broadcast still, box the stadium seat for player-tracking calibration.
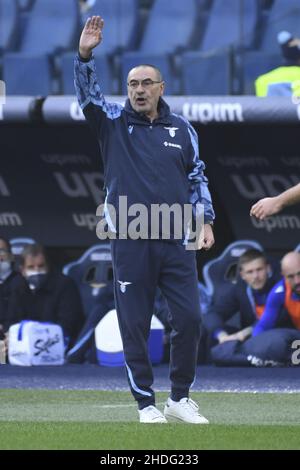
[138,0,197,55]
[181,50,232,95]
[240,51,281,94]
[199,241,264,349]
[19,0,80,54]
[196,0,214,10]
[76,0,139,94]
[200,0,259,52]
[120,54,176,95]
[120,0,197,95]
[17,0,35,10]
[0,0,19,52]
[198,281,211,315]
[60,53,78,95]
[3,53,52,95]
[63,244,113,317]
[3,0,80,95]
[261,0,300,52]
[61,53,113,95]
[202,240,264,297]
[83,0,138,56]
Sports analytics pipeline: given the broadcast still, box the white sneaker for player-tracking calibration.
[139,405,168,423]
[164,397,209,424]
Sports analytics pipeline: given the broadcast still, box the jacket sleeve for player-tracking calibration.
[74,54,123,141]
[3,275,32,331]
[252,284,285,336]
[184,119,215,223]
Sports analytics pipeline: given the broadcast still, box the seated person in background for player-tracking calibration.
[253,251,300,336]
[7,244,84,349]
[0,237,25,337]
[203,248,281,345]
[255,31,300,97]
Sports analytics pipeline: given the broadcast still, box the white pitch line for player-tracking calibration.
[92,401,166,409]
[94,388,300,394]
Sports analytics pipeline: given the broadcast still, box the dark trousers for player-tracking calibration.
[210,328,300,366]
[111,239,202,410]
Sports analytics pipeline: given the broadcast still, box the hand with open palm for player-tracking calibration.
[79,15,104,59]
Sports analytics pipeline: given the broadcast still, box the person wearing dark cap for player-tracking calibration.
[255,31,300,97]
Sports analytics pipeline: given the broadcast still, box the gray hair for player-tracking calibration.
[127,64,163,82]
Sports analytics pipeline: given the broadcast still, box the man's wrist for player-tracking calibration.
[276,194,287,211]
[78,48,93,61]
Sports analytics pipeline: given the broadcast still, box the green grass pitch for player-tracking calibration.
[0,389,299,450]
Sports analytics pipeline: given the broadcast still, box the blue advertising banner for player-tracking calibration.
[200,125,300,251]
[0,124,104,246]
[0,121,299,251]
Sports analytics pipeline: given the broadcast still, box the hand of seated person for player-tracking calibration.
[218,326,253,344]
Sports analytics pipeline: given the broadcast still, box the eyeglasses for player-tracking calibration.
[127,79,163,89]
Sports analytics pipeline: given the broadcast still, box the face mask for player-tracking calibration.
[0,261,12,280]
[25,270,47,290]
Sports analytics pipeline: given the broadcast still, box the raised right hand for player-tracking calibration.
[79,15,104,59]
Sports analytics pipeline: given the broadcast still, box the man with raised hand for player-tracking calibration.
[75,16,215,424]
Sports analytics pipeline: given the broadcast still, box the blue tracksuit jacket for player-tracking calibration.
[74,55,215,237]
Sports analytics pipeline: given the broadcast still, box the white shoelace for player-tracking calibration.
[146,405,163,418]
[180,398,201,415]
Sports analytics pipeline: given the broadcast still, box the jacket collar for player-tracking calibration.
[125,97,172,126]
[0,269,15,285]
